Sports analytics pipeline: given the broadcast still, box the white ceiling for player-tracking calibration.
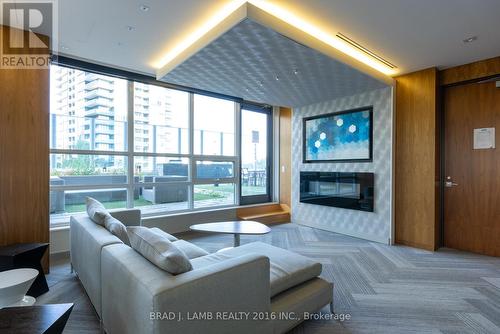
[57,0,500,76]
[163,19,387,107]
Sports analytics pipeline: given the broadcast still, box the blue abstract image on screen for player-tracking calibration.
[305,109,371,161]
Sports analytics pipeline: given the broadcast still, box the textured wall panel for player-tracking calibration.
[292,87,393,243]
[164,19,386,107]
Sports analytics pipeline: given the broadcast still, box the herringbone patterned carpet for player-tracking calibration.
[41,223,500,333]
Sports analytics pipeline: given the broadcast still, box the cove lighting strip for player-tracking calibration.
[153,0,397,80]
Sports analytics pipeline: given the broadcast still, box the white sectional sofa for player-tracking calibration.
[70,209,333,334]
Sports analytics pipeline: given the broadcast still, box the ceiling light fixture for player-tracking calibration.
[336,33,397,69]
[140,5,150,12]
[293,68,299,75]
[153,0,397,79]
[275,75,279,81]
[258,81,263,87]
[126,25,135,32]
[248,1,397,76]
[153,0,247,74]
[462,36,478,44]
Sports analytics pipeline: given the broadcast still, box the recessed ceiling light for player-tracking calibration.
[275,75,280,81]
[126,25,135,32]
[258,81,263,87]
[463,36,478,44]
[293,68,299,75]
[140,5,150,12]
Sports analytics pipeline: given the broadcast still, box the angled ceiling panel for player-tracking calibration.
[163,19,387,107]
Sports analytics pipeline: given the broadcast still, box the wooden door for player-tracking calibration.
[443,81,500,256]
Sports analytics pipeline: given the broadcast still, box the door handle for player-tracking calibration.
[445,176,458,188]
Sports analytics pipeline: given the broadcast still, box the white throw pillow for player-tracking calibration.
[127,226,192,275]
[150,227,178,242]
[85,197,108,226]
[172,240,209,259]
[104,215,131,246]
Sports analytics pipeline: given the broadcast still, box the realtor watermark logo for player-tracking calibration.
[1,0,58,69]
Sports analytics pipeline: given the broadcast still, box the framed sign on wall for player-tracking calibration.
[303,106,373,163]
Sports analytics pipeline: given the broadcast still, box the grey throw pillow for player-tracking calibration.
[127,226,192,275]
[172,240,209,259]
[150,227,178,242]
[104,215,131,246]
[86,197,108,226]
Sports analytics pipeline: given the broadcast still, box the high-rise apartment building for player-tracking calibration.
[50,65,178,172]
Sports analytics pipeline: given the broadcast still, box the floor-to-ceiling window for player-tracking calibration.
[240,104,272,205]
[49,63,271,226]
[49,66,129,224]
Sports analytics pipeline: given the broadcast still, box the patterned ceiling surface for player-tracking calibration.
[162,19,388,107]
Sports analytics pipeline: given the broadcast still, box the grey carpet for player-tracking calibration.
[39,223,500,333]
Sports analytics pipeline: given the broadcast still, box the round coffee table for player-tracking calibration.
[190,221,271,247]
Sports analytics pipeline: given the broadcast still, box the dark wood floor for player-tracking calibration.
[39,223,500,333]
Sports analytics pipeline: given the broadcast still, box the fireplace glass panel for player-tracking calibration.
[300,172,374,212]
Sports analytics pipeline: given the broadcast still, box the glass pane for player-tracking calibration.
[134,157,189,183]
[194,184,235,208]
[134,185,189,215]
[50,65,128,151]
[50,188,127,215]
[50,154,127,186]
[196,161,234,179]
[133,83,189,154]
[241,110,268,196]
[194,94,235,156]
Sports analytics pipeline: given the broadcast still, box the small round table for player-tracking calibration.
[190,221,271,247]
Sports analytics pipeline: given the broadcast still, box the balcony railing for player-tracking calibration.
[85,97,113,109]
[85,88,113,99]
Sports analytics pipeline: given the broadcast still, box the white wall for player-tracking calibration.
[291,87,393,244]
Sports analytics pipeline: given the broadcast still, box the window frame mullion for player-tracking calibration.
[126,80,135,209]
[188,92,195,210]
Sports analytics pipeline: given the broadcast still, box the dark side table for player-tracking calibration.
[0,303,73,334]
[0,243,49,297]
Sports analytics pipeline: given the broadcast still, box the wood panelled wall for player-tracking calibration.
[279,107,292,208]
[440,56,500,86]
[395,58,500,252]
[0,26,50,270]
[394,68,440,251]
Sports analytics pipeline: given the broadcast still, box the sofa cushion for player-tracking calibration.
[86,197,108,226]
[172,240,209,259]
[191,242,322,297]
[127,226,192,275]
[104,215,131,246]
[150,227,178,242]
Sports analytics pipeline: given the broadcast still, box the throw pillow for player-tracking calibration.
[172,240,209,259]
[150,227,178,242]
[127,226,192,274]
[104,215,131,246]
[86,197,108,226]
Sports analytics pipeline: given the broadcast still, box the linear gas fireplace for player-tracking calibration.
[300,172,374,212]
